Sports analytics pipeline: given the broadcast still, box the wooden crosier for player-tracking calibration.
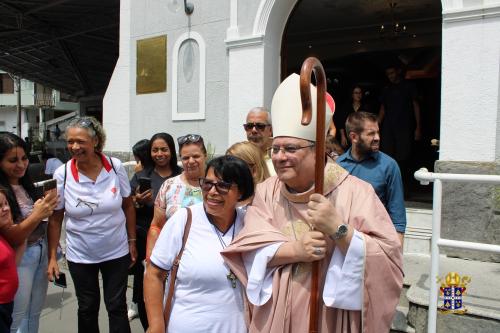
[299,57,327,333]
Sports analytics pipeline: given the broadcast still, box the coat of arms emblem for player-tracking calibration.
[437,272,471,314]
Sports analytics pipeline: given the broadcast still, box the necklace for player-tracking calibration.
[206,209,238,288]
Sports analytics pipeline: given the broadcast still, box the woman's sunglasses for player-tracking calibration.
[199,178,234,195]
[177,134,202,145]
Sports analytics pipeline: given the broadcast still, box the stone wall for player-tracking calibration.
[104,150,135,178]
[435,161,500,262]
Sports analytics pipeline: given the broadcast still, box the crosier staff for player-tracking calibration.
[299,56,326,333]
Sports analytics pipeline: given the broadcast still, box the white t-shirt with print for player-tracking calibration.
[54,155,131,263]
[150,203,247,333]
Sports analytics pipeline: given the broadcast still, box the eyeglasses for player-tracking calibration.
[75,198,99,215]
[268,144,315,156]
[199,178,234,195]
[243,122,270,131]
[177,134,202,145]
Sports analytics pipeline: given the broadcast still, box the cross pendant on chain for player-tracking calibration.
[227,271,237,288]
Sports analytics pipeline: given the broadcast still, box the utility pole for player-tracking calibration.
[16,77,21,137]
[8,73,22,137]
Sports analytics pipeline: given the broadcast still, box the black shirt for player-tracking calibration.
[130,167,181,229]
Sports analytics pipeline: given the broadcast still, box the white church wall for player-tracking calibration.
[103,0,133,152]
[227,45,266,145]
[226,0,298,145]
[440,2,500,162]
[237,1,261,37]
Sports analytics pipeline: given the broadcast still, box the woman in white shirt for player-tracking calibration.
[47,117,137,333]
[144,155,254,333]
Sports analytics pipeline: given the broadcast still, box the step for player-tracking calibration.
[391,306,416,333]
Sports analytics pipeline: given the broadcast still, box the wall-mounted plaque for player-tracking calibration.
[136,35,167,94]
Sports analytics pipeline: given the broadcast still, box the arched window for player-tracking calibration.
[172,31,206,120]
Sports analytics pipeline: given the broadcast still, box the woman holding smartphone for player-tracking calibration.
[129,132,182,330]
[0,133,57,333]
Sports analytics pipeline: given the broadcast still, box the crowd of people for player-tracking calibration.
[0,66,416,333]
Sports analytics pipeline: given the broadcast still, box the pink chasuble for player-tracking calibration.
[222,162,403,333]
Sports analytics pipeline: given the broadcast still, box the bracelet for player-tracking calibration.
[128,238,137,242]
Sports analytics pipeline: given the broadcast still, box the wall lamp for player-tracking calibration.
[168,0,194,15]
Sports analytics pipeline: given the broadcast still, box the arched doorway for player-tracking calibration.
[281,0,442,203]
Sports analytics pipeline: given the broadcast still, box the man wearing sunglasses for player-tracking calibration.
[223,73,403,333]
[244,107,273,153]
[244,107,275,175]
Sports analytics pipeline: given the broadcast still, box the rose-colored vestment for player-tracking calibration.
[222,163,403,333]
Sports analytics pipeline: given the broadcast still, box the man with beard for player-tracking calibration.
[243,107,275,175]
[337,111,406,244]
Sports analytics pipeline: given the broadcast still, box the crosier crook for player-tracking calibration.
[299,57,326,333]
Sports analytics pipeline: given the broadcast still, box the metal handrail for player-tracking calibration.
[45,111,78,126]
[122,161,137,168]
[414,168,500,333]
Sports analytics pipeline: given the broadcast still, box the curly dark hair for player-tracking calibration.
[66,116,106,152]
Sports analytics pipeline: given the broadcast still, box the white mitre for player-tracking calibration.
[271,73,332,142]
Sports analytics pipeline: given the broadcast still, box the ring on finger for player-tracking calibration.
[313,246,322,255]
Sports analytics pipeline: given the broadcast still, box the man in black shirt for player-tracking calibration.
[378,65,421,189]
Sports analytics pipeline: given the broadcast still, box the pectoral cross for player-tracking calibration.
[227,271,237,288]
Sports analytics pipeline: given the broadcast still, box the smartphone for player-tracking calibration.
[138,177,151,193]
[54,272,67,288]
[42,179,57,194]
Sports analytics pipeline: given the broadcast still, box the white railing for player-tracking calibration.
[414,168,500,333]
[122,161,137,168]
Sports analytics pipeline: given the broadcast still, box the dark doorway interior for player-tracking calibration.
[282,0,442,204]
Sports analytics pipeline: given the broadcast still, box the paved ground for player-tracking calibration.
[37,253,500,332]
[39,262,144,333]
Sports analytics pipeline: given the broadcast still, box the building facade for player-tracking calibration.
[0,70,79,141]
[104,0,500,160]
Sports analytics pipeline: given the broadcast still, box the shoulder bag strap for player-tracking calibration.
[63,161,68,188]
[163,207,192,330]
[108,156,117,174]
